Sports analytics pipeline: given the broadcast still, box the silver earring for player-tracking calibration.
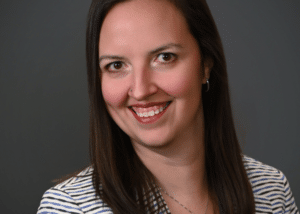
[205,79,209,92]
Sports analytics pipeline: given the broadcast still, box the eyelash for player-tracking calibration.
[103,52,177,73]
[155,52,177,64]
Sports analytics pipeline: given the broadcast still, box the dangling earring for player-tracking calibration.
[205,78,210,92]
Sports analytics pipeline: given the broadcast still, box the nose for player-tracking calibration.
[129,67,158,100]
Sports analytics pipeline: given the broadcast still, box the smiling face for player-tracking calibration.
[99,0,211,148]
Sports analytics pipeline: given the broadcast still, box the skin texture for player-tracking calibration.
[99,0,215,213]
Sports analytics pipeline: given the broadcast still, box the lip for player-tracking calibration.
[130,101,170,108]
[129,101,172,125]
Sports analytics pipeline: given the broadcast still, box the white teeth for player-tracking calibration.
[148,110,155,116]
[136,104,168,117]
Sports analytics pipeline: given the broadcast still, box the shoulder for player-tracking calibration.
[37,166,113,214]
[242,154,299,214]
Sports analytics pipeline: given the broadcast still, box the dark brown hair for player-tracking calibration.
[81,0,256,213]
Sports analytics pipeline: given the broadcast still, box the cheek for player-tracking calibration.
[163,76,190,96]
[159,67,202,98]
[101,77,129,107]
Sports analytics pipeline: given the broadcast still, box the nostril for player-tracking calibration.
[129,84,158,101]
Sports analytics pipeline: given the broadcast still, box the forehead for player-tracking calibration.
[99,0,192,55]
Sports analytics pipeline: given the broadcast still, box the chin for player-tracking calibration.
[132,134,174,150]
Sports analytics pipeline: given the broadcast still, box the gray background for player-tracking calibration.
[0,0,299,213]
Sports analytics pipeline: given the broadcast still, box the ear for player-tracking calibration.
[202,57,213,84]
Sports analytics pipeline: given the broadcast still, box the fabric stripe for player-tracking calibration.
[37,155,299,214]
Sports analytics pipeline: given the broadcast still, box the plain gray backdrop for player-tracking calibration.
[0,1,299,213]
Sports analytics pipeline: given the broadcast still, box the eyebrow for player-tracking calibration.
[98,43,183,63]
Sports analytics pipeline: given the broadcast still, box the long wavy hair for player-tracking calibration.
[83,0,256,213]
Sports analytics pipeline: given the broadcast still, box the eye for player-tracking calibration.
[155,53,176,64]
[104,61,124,73]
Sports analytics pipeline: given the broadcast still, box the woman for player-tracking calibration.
[37,0,299,213]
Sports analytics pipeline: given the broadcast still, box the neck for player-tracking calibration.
[132,114,207,199]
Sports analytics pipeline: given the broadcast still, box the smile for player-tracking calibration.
[132,101,171,118]
[129,101,172,124]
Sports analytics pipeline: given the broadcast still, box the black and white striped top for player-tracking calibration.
[37,155,299,213]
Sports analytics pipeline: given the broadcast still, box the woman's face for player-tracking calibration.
[99,0,210,148]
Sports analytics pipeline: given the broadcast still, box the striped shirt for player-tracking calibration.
[37,155,299,213]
